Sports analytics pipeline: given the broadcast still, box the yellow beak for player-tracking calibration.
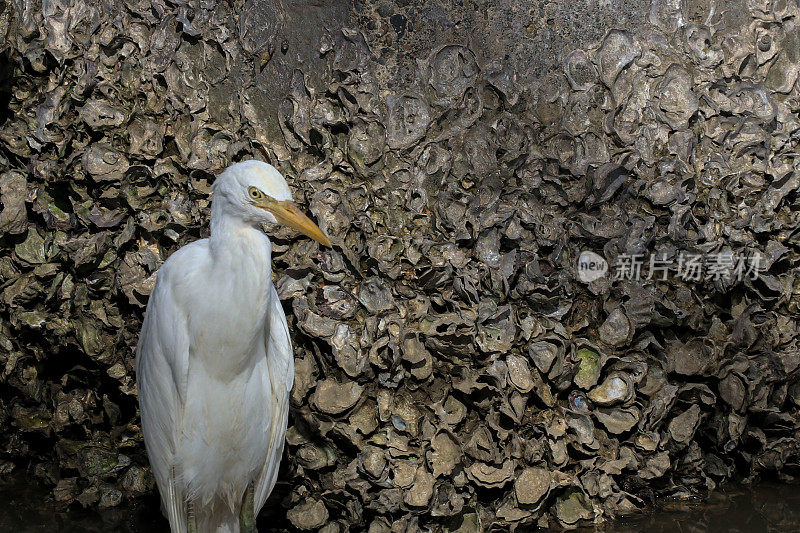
[258,199,331,247]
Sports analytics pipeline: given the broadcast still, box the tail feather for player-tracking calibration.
[198,504,239,533]
[164,468,188,533]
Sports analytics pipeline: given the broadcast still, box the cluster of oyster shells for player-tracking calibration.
[1,0,799,530]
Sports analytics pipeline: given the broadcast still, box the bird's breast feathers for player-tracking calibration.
[160,238,273,379]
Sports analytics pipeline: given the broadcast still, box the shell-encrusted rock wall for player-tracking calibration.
[1,0,799,530]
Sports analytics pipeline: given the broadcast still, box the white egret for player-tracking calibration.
[135,160,330,533]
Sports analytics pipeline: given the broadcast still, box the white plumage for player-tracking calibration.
[136,161,330,532]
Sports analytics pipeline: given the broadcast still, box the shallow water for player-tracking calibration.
[2,473,800,532]
[584,481,800,533]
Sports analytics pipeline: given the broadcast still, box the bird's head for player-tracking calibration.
[212,160,331,247]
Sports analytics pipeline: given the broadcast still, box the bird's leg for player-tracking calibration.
[187,500,198,533]
[239,483,257,533]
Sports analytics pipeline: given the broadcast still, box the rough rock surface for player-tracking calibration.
[1,0,799,531]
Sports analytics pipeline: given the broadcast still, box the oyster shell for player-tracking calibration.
[4,1,800,529]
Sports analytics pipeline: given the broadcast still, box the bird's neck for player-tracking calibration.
[209,199,273,269]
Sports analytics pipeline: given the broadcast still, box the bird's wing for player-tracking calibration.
[135,258,192,533]
[254,282,295,512]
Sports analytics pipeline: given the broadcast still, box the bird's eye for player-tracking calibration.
[248,187,263,199]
